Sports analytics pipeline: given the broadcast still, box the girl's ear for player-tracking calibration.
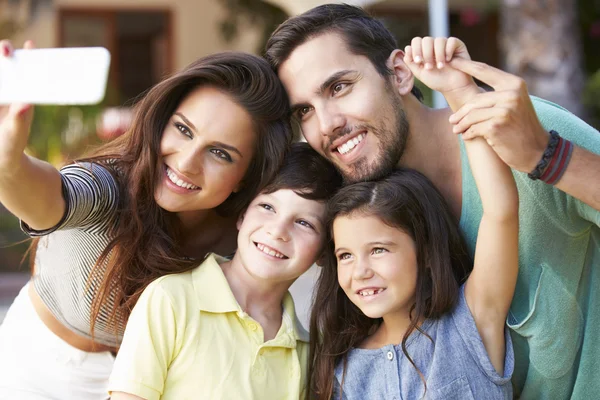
[387,49,415,96]
[236,211,245,231]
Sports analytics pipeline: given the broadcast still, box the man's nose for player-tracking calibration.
[316,104,345,138]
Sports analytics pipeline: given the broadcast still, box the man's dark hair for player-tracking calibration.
[262,142,342,202]
[265,3,423,101]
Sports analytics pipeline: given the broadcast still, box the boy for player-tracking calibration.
[109,143,341,400]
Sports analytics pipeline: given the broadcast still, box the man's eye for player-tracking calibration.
[298,106,311,118]
[332,83,347,94]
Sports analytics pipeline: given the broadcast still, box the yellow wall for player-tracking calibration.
[11,0,262,72]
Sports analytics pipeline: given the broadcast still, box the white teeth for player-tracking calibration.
[256,243,286,259]
[358,288,384,297]
[166,168,199,190]
[337,133,365,155]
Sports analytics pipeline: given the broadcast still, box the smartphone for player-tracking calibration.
[0,47,111,105]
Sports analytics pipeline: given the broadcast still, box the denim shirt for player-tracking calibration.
[333,285,513,400]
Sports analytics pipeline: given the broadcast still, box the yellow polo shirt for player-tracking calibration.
[108,254,309,400]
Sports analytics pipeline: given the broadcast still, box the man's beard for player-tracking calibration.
[340,90,409,184]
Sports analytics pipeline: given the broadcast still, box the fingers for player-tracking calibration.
[449,90,518,124]
[449,58,524,91]
[451,107,510,137]
[410,37,423,64]
[434,37,447,69]
[0,39,35,58]
[0,40,14,57]
[408,37,471,70]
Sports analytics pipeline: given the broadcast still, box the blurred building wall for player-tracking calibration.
[10,0,262,72]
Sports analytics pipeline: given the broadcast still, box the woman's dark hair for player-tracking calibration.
[265,3,423,102]
[261,142,342,203]
[308,168,472,399]
[28,52,294,341]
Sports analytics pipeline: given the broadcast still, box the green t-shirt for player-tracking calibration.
[459,97,600,399]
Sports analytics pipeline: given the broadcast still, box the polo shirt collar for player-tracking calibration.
[192,253,241,313]
[192,253,310,344]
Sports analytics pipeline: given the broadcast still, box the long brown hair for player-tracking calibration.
[32,52,293,341]
[308,168,472,399]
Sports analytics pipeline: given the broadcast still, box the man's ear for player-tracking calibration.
[387,49,415,96]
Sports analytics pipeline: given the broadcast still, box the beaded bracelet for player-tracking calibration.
[540,135,573,185]
[528,130,560,181]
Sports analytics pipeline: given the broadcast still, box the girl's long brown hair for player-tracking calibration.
[31,52,293,343]
[308,168,472,399]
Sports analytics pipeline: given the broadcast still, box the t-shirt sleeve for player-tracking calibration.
[451,284,514,385]
[108,279,179,400]
[533,96,600,226]
[20,161,120,236]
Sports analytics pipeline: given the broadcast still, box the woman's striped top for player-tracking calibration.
[21,161,124,347]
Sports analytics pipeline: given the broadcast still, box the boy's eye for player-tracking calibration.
[210,148,232,162]
[297,219,315,230]
[259,203,274,211]
[372,247,387,255]
[332,82,348,95]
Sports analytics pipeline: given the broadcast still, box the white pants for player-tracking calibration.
[0,283,115,400]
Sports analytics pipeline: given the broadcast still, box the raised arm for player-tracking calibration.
[0,40,65,230]
[405,37,519,375]
[449,58,600,212]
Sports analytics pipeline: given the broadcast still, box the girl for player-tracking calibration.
[308,39,519,399]
[0,40,292,399]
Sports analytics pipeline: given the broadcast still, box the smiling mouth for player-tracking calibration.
[254,242,288,259]
[335,133,365,156]
[165,166,200,190]
[357,288,386,297]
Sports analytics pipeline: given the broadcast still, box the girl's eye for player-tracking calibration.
[259,203,274,211]
[372,247,387,255]
[210,148,232,162]
[174,122,192,138]
[297,220,315,230]
[338,252,352,261]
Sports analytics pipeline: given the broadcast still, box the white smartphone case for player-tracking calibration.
[0,47,111,105]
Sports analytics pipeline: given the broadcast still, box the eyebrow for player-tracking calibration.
[289,69,356,113]
[174,112,244,158]
[334,240,396,252]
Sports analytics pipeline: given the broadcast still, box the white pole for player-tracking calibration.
[428,0,449,108]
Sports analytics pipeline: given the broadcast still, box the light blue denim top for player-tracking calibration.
[333,285,513,400]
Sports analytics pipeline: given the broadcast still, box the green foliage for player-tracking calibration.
[219,0,288,53]
[28,104,104,164]
[584,69,600,128]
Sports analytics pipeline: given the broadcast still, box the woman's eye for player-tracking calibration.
[211,149,232,162]
[372,247,387,255]
[174,122,192,138]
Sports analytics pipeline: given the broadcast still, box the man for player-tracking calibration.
[265,4,600,399]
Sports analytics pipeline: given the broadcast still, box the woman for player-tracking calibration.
[0,40,293,399]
